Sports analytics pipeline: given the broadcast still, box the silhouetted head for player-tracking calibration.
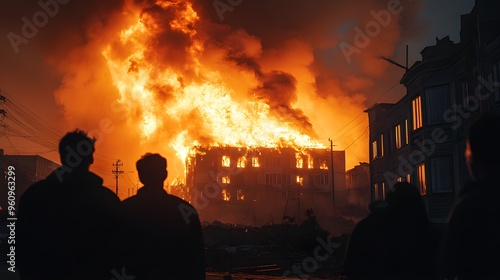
[136,153,168,188]
[386,182,427,221]
[466,112,500,181]
[58,129,95,171]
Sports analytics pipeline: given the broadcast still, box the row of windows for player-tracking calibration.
[372,119,409,159]
[219,155,329,169]
[373,158,453,199]
[409,59,500,133]
[222,155,260,168]
[221,189,245,201]
[218,173,329,187]
[372,70,500,160]
[372,84,448,160]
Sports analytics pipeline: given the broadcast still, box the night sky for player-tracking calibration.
[0,0,475,193]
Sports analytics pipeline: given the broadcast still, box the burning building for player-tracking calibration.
[186,146,346,227]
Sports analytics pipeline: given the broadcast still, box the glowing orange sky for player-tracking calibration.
[0,0,475,198]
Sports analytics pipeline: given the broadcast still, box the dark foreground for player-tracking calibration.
[1,214,356,279]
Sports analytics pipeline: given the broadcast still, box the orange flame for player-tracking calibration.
[102,0,325,178]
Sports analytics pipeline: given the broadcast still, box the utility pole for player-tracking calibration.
[328,138,336,215]
[112,159,124,196]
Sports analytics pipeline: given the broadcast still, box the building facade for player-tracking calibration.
[186,146,346,227]
[346,162,370,210]
[365,0,500,222]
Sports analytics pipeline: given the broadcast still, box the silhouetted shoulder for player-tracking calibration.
[92,182,121,203]
[20,169,60,193]
[167,193,198,211]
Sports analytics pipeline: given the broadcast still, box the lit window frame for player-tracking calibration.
[412,96,423,130]
[395,124,402,149]
[417,163,426,196]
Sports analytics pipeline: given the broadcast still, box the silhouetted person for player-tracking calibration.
[344,182,439,280]
[121,153,205,279]
[384,182,439,280]
[441,112,500,280]
[17,129,123,280]
[343,200,390,280]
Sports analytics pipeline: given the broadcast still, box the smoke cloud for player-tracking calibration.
[0,0,428,198]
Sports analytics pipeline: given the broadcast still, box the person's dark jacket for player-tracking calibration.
[441,179,500,280]
[17,168,123,280]
[344,193,440,280]
[343,201,391,280]
[121,186,205,280]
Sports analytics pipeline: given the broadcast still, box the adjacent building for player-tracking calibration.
[346,162,370,210]
[0,149,60,211]
[365,0,500,222]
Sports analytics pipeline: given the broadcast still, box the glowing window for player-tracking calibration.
[251,157,259,167]
[308,157,314,169]
[296,154,303,168]
[237,156,246,168]
[237,189,244,201]
[417,163,426,195]
[296,175,304,186]
[221,175,230,184]
[380,134,384,157]
[319,160,328,170]
[222,156,230,167]
[404,119,409,145]
[222,189,231,201]
[372,140,378,159]
[412,96,423,130]
[395,124,402,149]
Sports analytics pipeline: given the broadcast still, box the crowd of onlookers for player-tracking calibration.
[15,130,205,280]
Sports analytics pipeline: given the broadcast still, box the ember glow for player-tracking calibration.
[102,0,324,166]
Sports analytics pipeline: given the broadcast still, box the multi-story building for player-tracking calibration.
[186,146,346,227]
[0,149,60,210]
[365,0,500,222]
[346,162,370,210]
